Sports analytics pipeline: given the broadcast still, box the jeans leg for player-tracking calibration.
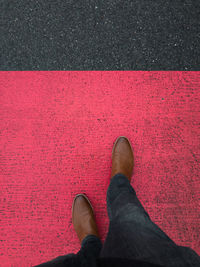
[99,173,200,267]
[106,173,173,241]
[76,234,102,267]
[34,235,102,267]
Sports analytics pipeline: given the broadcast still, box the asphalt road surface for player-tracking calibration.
[1,0,200,70]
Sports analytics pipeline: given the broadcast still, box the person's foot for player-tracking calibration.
[111,136,134,182]
[72,194,100,244]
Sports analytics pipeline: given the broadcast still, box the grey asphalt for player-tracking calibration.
[1,0,200,70]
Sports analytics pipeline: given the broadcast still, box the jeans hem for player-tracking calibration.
[81,234,102,248]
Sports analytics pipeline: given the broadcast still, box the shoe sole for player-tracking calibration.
[72,193,94,221]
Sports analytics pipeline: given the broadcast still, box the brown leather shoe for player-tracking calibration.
[111,136,134,182]
[72,194,100,244]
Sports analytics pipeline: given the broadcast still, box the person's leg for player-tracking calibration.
[76,234,102,267]
[99,173,200,267]
[34,234,102,267]
[34,193,102,267]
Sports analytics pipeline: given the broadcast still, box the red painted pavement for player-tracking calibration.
[0,71,199,266]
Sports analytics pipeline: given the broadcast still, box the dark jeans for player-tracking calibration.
[35,173,200,267]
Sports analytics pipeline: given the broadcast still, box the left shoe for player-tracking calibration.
[72,194,100,244]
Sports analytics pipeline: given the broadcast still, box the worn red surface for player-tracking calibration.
[0,71,199,267]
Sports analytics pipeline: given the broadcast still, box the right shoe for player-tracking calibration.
[111,136,134,182]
